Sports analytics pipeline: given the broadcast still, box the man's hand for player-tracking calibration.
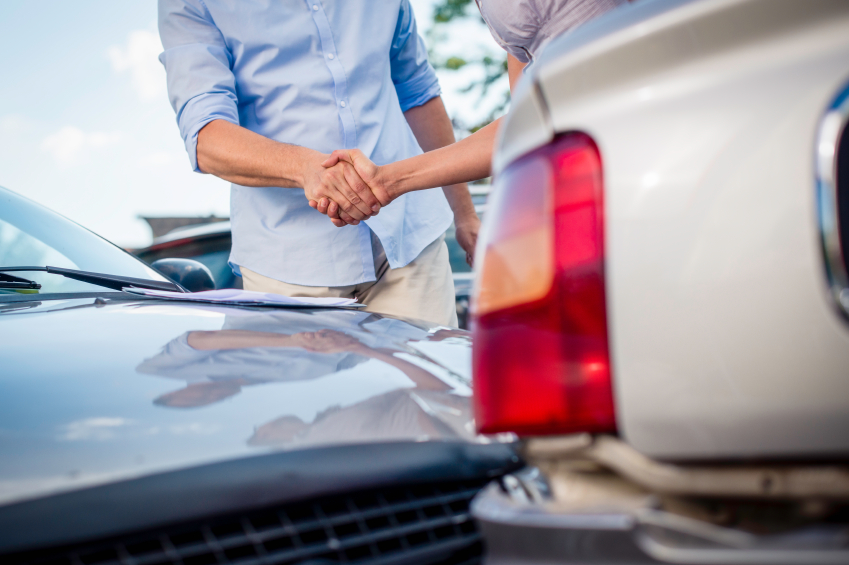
[311,149,396,226]
[454,212,480,266]
[301,153,381,226]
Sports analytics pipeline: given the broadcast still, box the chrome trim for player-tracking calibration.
[816,81,849,319]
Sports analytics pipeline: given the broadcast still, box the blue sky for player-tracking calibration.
[0,1,502,248]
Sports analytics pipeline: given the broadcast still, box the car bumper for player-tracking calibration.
[471,469,849,565]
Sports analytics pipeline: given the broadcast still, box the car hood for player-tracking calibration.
[0,296,478,507]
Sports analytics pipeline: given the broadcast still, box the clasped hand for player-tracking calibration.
[303,149,480,266]
[303,149,388,228]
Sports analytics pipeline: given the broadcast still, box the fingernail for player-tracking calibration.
[371,205,380,212]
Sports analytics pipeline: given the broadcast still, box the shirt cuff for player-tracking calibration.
[394,64,442,112]
[178,93,240,173]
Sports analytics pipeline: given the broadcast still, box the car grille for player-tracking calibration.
[9,479,487,565]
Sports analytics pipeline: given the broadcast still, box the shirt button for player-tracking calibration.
[327,53,335,60]
[312,4,319,10]
[340,101,347,108]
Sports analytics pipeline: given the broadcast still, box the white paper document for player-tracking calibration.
[125,287,362,308]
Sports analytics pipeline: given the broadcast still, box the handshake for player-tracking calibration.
[300,145,481,266]
[303,149,389,228]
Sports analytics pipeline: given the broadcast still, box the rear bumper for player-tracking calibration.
[472,472,849,565]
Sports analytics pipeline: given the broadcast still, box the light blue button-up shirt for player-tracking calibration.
[158,0,453,286]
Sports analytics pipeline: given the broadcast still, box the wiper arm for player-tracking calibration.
[0,272,41,290]
[0,266,184,293]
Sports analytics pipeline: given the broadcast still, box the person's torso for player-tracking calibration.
[201,0,453,285]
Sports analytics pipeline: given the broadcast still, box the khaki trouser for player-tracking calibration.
[240,233,458,327]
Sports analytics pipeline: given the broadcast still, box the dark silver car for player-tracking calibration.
[0,186,518,565]
[133,188,489,329]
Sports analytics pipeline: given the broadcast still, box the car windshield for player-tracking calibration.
[0,186,168,296]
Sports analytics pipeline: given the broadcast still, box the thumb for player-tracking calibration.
[322,149,352,168]
[346,148,378,181]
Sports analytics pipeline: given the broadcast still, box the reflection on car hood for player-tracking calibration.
[0,297,478,506]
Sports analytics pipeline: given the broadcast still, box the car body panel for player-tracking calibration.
[498,0,849,459]
[492,77,553,174]
[0,297,479,508]
[492,0,849,460]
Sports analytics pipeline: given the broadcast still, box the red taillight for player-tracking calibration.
[472,132,615,436]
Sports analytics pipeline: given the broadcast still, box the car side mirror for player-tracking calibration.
[150,258,216,293]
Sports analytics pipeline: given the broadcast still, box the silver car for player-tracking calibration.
[470,0,849,563]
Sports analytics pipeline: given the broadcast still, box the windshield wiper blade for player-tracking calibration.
[0,272,41,290]
[0,266,184,293]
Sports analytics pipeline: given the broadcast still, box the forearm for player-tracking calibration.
[381,117,499,198]
[196,119,318,188]
[507,54,527,92]
[187,330,297,350]
[402,97,479,219]
[352,346,451,391]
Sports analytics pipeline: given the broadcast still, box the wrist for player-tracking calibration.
[376,162,405,201]
[291,146,323,188]
[453,206,479,226]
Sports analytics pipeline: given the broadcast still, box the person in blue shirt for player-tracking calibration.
[158,0,480,327]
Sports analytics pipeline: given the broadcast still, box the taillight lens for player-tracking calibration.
[472,132,615,436]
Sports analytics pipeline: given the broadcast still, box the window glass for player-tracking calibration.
[0,187,167,295]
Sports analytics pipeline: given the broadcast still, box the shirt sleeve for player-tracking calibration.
[158,0,239,172]
[477,0,539,63]
[390,0,442,112]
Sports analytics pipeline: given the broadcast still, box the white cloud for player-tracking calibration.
[168,422,222,435]
[107,29,166,102]
[59,417,132,441]
[41,126,121,165]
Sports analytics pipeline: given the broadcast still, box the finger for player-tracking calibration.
[322,149,352,168]
[327,172,369,220]
[331,218,346,227]
[327,200,340,219]
[347,149,390,206]
[348,149,377,180]
[339,210,360,225]
[341,163,380,215]
[318,197,329,214]
[308,200,317,210]
[466,252,473,267]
